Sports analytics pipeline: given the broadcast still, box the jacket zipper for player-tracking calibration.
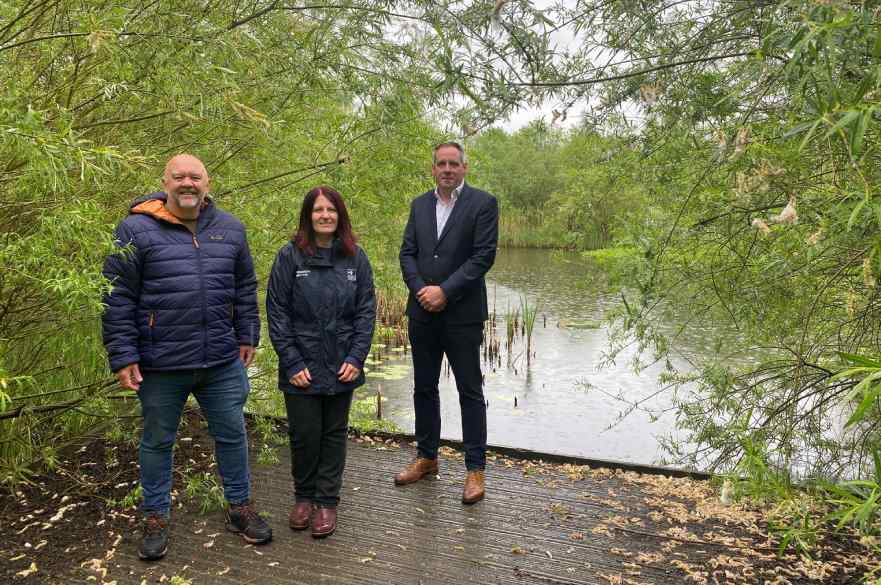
[192,230,208,366]
[148,311,155,352]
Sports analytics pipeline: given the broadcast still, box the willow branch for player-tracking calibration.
[510,52,755,87]
[71,110,175,131]
[227,3,422,31]
[214,157,348,197]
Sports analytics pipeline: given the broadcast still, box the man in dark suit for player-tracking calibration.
[395,141,499,504]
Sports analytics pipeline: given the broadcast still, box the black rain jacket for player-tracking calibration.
[266,240,376,395]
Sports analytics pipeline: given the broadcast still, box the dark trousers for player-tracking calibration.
[284,390,353,508]
[409,319,486,470]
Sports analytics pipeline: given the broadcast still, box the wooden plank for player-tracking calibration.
[99,437,862,584]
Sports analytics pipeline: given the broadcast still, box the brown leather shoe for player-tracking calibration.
[289,501,313,531]
[462,470,485,504]
[311,507,337,539]
[394,457,439,485]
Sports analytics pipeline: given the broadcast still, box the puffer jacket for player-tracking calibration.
[102,192,260,372]
[266,240,376,395]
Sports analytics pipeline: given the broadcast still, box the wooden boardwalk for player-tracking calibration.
[75,433,864,585]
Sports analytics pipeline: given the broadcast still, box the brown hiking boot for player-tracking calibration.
[138,513,169,561]
[462,470,485,504]
[225,500,273,544]
[394,457,439,485]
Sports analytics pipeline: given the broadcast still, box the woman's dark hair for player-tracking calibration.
[293,185,357,256]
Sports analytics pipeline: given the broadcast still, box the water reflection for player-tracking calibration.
[359,248,691,467]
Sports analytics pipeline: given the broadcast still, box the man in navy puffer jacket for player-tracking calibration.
[102,154,271,561]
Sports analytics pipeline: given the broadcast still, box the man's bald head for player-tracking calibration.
[163,154,208,180]
[162,154,210,219]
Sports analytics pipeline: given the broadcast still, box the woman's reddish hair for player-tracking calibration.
[293,186,357,256]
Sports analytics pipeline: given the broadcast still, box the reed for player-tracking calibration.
[504,303,520,367]
[520,295,539,366]
[374,289,409,346]
[490,285,498,329]
[375,289,407,325]
[482,318,502,367]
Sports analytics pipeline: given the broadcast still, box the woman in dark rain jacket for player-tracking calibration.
[266,186,376,539]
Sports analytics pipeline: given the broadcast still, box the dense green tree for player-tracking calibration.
[474,0,881,481]
[4,0,881,530]
[469,122,648,250]
[393,0,881,483]
[472,122,564,211]
[0,0,455,480]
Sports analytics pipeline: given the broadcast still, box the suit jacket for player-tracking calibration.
[400,183,499,324]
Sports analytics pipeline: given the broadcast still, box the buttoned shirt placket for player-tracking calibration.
[435,182,463,238]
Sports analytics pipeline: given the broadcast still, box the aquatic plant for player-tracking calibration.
[504,303,520,367]
[520,295,539,366]
[349,396,400,434]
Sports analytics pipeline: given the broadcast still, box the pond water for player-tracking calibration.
[358,248,701,468]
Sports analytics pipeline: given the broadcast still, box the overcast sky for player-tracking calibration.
[491,0,586,133]
[498,103,585,132]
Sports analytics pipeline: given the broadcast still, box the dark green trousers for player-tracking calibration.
[284,390,353,508]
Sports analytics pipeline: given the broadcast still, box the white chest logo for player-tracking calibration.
[346,269,356,282]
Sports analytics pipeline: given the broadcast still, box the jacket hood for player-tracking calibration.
[130,191,167,210]
[129,191,213,225]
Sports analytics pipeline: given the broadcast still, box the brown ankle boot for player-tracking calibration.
[289,501,313,530]
[462,470,485,504]
[394,457,439,485]
[311,507,337,539]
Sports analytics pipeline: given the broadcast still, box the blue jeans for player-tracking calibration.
[137,359,251,515]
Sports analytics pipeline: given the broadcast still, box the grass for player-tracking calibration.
[183,471,226,514]
[520,295,539,366]
[504,302,520,367]
[499,209,612,250]
[499,210,571,249]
